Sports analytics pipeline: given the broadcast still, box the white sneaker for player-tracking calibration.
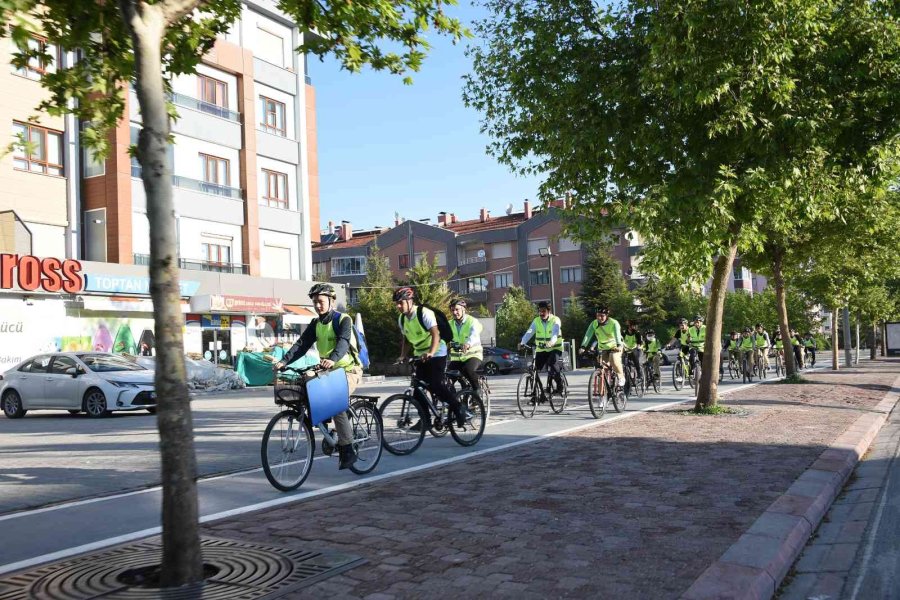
[616,375,626,387]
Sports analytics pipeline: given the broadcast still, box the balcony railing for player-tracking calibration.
[462,255,487,265]
[134,253,249,275]
[130,166,242,200]
[172,92,240,122]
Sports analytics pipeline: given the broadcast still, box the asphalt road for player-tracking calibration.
[0,356,838,575]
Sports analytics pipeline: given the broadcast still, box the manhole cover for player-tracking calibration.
[0,536,364,599]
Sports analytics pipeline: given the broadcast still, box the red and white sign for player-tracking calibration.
[0,254,84,293]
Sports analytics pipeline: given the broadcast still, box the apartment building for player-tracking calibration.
[313,200,634,311]
[0,3,328,367]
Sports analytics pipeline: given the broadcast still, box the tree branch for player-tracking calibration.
[159,0,204,26]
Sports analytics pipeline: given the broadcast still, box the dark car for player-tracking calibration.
[479,347,525,375]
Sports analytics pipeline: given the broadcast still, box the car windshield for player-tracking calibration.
[77,354,146,372]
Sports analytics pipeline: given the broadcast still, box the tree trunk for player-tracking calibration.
[695,229,740,410]
[855,313,860,365]
[881,322,887,357]
[832,307,839,370]
[842,307,852,368]
[121,2,203,587]
[870,322,877,361]
[770,246,796,375]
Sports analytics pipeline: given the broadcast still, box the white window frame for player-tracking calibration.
[560,266,583,283]
[527,237,548,256]
[494,272,512,289]
[491,242,512,259]
[331,256,367,276]
[529,269,550,286]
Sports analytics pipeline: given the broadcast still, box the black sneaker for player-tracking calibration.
[337,444,357,470]
[455,407,467,428]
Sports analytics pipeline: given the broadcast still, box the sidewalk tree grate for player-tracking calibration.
[0,536,364,599]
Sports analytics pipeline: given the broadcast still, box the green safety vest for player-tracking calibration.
[803,339,815,348]
[451,315,483,361]
[739,336,755,351]
[755,332,770,348]
[401,306,435,355]
[774,339,783,350]
[586,318,620,351]
[623,332,639,351]
[315,314,359,372]
[728,339,739,351]
[688,325,706,349]
[532,315,563,352]
[645,339,661,354]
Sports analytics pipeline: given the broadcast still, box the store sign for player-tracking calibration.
[0,253,84,293]
[83,273,200,297]
[209,295,283,313]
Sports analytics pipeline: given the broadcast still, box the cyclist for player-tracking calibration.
[579,306,625,388]
[686,315,706,372]
[448,298,484,401]
[643,329,663,383]
[727,331,741,364]
[623,320,644,385]
[738,326,756,374]
[275,283,362,470]
[753,323,771,372]
[394,287,465,428]
[803,333,817,366]
[773,330,784,363]
[520,301,565,395]
[790,329,804,369]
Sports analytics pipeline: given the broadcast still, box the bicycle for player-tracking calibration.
[643,352,662,394]
[624,350,644,399]
[727,351,740,380]
[687,348,702,397]
[773,350,783,377]
[804,347,816,368]
[261,366,383,492]
[740,350,754,384]
[379,356,486,455]
[515,345,569,418]
[754,348,769,380]
[671,347,689,391]
[445,343,492,419]
[584,349,626,419]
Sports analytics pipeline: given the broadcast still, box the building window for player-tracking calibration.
[559,237,581,252]
[494,272,512,289]
[331,256,367,276]
[312,262,327,278]
[82,122,104,177]
[256,27,285,67]
[607,233,622,246]
[527,237,548,256]
[202,239,232,266]
[12,122,63,176]
[347,288,361,305]
[260,96,286,136]
[733,263,745,281]
[200,153,230,194]
[198,74,228,108]
[491,242,512,259]
[414,251,447,267]
[261,169,288,208]
[466,277,488,293]
[561,266,583,283]
[529,269,550,285]
[398,254,410,269]
[12,34,57,80]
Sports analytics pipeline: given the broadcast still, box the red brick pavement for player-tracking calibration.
[204,360,900,599]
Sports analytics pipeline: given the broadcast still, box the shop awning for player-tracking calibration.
[190,295,284,314]
[282,304,316,325]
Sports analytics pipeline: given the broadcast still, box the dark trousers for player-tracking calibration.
[415,355,460,417]
[793,345,804,367]
[449,358,482,394]
[626,348,644,377]
[535,350,563,390]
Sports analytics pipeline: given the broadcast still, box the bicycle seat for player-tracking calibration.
[350,395,379,402]
[445,370,462,377]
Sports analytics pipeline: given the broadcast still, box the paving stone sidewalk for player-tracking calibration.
[204,360,900,599]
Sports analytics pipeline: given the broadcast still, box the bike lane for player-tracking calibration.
[0,365,759,575]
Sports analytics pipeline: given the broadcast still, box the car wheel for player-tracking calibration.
[483,362,500,376]
[68,409,80,415]
[83,389,109,418]
[2,390,27,419]
[661,354,671,366]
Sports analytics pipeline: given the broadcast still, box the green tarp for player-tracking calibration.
[235,349,319,386]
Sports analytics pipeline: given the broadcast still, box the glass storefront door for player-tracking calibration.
[201,328,232,365]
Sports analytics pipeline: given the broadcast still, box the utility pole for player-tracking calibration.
[539,247,557,312]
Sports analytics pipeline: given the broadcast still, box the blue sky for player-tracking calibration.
[310,0,542,232]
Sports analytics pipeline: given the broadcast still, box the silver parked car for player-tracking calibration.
[1,353,156,419]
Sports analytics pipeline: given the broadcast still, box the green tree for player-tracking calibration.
[464,0,900,408]
[495,286,535,350]
[3,0,465,586]
[561,293,590,348]
[580,245,634,321]
[402,255,454,314]
[355,245,399,364]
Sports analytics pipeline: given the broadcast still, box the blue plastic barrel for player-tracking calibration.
[306,369,350,425]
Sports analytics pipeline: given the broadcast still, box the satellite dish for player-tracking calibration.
[506,203,513,215]
[477,249,486,258]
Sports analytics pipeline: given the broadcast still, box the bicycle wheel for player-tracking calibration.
[429,395,450,438]
[631,364,645,399]
[348,400,383,475]
[516,372,537,418]
[673,361,684,391]
[587,370,607,419]
[693,364,702,398]
[612,372,627,413]
[549,372,569,414]
[728,358,737,380]
[261,410,314,492]
[450,391,486,447]
[379,393,426,455]
[649,364,661,393]
[479,376,491,420]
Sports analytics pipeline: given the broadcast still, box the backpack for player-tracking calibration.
[332,311,371,370]
[402,305,454,344]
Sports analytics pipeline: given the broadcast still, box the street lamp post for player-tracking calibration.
[539,247,556,312]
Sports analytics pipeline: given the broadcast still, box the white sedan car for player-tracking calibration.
[1,353,156,418]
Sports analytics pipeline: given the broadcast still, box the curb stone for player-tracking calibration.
[681,372,900,600]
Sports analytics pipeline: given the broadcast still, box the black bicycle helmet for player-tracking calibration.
[538,301,551,310]
[645,329,656,336]
[393,286,415,302]
[755,322,764,329]
[743,326,752,333]
[678,317,688,325]
[596,306,610,315]
[449,298,467,309]
[693,314,704,323]
[308,283,337,299]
